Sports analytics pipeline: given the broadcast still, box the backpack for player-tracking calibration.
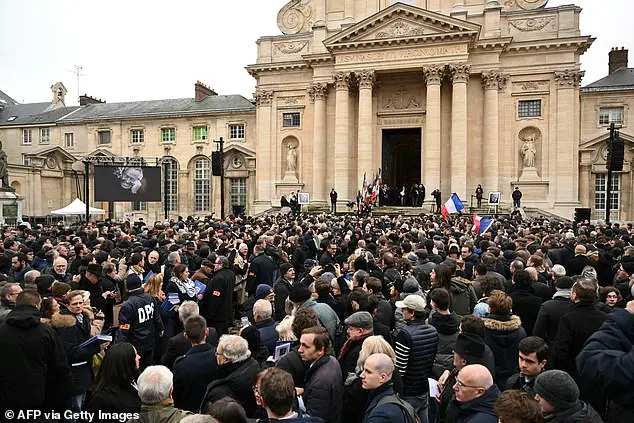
[375,393,419,423]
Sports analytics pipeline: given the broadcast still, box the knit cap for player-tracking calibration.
[126,273,143,292]
[534,370,579,411]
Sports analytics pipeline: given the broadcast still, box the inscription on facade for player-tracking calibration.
[337,45,467,64]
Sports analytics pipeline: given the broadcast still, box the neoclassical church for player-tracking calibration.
[247,0,593,216]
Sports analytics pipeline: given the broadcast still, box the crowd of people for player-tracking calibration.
[0,210,633,423]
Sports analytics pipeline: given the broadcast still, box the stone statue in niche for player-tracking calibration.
[286,145,297,174]
[0,141,11,189]
[521,135,537,168]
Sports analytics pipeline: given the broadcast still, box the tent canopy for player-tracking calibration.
[51,198,106,215]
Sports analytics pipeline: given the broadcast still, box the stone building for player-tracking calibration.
[0,82,256,221]
[247,0,593,216]
[579,47,634,221]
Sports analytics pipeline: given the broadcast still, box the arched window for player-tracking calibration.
[194,157,210,212]
[164,158,179,212]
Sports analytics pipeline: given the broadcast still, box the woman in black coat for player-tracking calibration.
[88,342,141,421]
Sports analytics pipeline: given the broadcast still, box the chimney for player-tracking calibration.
[195,81,217,102]
[79,94,106,106]
[609,47,629,74]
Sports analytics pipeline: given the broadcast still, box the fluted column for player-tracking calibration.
[254,90,274,210]
[555,70,583,204]
[357,70,376,190]
[481,71,506,192]
[450,63,470,201]
[423,65,443,194]
[334,72,351,201]
[309,83,329,204]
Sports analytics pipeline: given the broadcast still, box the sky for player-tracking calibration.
[1,0,632,105]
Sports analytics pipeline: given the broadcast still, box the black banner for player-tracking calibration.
[94,166,162,202]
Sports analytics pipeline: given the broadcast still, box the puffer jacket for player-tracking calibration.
[394,318,438,397]
[482,314,527,389]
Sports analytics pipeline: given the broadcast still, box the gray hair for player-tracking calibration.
[0,283,20,298]
[137,365,173,405]
[167,251,180,266]
[23,270,40,285]
[179,301,199,322]
[581,266,597,279]
[253,299,272,320]
[103,263,116,275]
[216,255,229,268]
[218,334,251,363]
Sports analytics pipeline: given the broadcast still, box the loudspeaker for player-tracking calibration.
[574,207,591,223]
[609,139,625,171]
[211,151,222,176]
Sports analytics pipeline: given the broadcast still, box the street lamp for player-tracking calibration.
[212,137,225,219]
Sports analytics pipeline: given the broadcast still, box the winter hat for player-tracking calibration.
[321,272,335,283]
[51,282,71,298]
[279,263,294,278]
[126,273,143,292]
[406,252,418,264]
[288,283,312,303]
[621,262,634,276]
[454,332,485,363]
[35,275,56,296]
[240,325,261,355]
[403,276,420,294]
[86,263,103,277]
[555,276,574,290]
[345,311,374,330]
[255,284,273,300]
[534,370,580,411]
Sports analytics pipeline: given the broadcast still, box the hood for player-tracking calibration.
[5,305,42,329]
[458,384,500,416]
[483,314,522,332]
[429,312,460,335]
[50,313,78,328]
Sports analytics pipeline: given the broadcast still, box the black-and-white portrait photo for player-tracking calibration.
[488,191,501,205]
[94,166,162,202]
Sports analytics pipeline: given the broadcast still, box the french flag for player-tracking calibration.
[441,193,464,218]
[472,213,495,235]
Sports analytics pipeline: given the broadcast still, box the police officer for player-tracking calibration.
[117,273,164,370]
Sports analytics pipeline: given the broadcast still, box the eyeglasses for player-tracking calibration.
[455,378,482,390]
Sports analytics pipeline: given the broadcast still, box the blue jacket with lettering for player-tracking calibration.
[117,290,164,353]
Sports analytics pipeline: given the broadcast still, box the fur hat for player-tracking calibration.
[534,370,579,411]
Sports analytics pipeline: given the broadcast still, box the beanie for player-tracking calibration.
[555,276,574,290]
[126,274,143,292]
[288,283,312,303]
[534,370,579,411]
[255,284,273,300]
[454,332,485,363]
[279,263,294,278]
[51,282,71,298]
[621,262,634,276]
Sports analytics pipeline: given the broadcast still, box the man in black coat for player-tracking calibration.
[338,311,374,377]
[565,245,593,277]
[77,263,106,313]
[533,276,575,348]
[0,290,70,411]
[273,262,297,322]
[508,270,543,336]
[172,315,218,412]
[330,188,338,213]
[552,277,606,414]
[246,244,276,296]
[577,301,634,423]
[201,255,235,335]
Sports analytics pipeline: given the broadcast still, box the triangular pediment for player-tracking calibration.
[224,143,255,157]
[25,146,77,163]
[580,132,634,150]
[324,3,480,49]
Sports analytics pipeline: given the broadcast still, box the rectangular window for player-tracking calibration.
[599,107,624,125]
[594,174,620,220]
[131,201,148,211]
[161,128,176,143]
[194,158,210,211]
[193,126,208,141]
[518,100,541,118]
[131,129,144,144]
[22,154,32,166]
[230,178,247,207]
[229,124,245,140]
[98,130,111,145]
[23,129,32,145]
[282,112,301,127]
[40,128,50,144]
[64,133,74,149]
[164,159,178,212]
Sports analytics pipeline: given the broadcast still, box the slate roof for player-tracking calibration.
[59,95,255,123]
[582,68,634,92]
[0,89,18,106]
[0,103,79,127]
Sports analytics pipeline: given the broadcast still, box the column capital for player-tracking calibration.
[554,70,584,88]
[357,70,376,89]
[449,63,471,84]
[308,83,329,102]
[254,90,274,106]
[423,65,444,85]
[334,72,352,90]
[481,70,509,90]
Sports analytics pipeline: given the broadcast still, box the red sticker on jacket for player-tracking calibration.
[119,323,130,330]
[213,291,221,296]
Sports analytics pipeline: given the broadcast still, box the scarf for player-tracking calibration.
[171,276,197,298]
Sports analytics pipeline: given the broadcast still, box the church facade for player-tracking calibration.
[247,0,593,216]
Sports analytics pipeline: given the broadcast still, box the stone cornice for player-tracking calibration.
[327,31,478,52]
[506,36,595,54]
[473,37,513,51]
[246,61,310,77]
[302,53,335,65]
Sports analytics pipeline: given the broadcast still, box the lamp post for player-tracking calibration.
[605,123,620,224]
[213,137,225,219]
[82,160,90,223]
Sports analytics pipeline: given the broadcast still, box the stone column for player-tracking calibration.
[345,0,354,21]
[481,71,506,193]
[450,63,470,200]
[334,72,352,201]
[423,65,443,194]
[254,90,273,210]
[357,70,376,190]
[309,83,329,205]
[554,70,583,204]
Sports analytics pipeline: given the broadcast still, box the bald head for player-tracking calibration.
[524,267,538,282]
[361,353,395,391]
[460,364,493,390]
[367,353,394,377]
